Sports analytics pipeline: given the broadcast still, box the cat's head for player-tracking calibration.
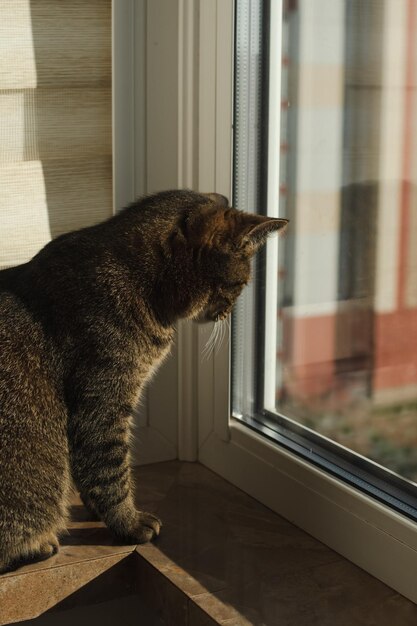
[147,191,288,325]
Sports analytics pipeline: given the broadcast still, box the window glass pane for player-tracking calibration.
[275,0,417,483]
[233,0,417,489]
[232,0,265,419]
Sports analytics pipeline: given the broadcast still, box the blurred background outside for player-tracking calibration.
[275,0,417,481]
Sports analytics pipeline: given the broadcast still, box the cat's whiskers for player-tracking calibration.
[202,315,232,361]
[202,322,218,360]
[218,318,227,352]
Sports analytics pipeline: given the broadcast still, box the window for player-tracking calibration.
[192,0,417,603]
[233,0,417,521]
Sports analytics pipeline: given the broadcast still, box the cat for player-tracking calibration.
[0,189,287,572]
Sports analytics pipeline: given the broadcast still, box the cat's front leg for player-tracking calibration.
[68,377,161,544]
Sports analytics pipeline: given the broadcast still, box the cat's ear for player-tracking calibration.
[238,214,288,250]
[204,193,229,207]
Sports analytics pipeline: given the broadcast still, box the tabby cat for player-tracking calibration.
[0,190,287,572]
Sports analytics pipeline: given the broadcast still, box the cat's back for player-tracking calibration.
[0,263,25,292]
[0,264,36,343]
[0,263,69,568]
[0,264,31,337]
[0,263,59,407]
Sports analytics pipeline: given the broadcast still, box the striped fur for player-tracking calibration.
[0,190,287,571]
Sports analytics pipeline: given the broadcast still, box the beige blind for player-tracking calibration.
[0,0,112,269]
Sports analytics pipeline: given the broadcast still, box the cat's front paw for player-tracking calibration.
[118,510,162,544]
[135,511,162,543]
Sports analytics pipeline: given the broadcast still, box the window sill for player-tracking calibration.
[2,461,416,625]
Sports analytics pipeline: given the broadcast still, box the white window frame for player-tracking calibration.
[113,0,181,465]
[114,0,417,603]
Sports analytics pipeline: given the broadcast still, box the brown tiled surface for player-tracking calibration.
[1,461,417,625]
[134,461,417,626]
[0,492,136,623]
[0,553,135,625]
[1,492,135,581]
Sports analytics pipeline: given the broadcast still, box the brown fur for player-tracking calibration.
[0,190,287,572]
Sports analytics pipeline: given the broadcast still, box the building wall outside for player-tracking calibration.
[279,0,417,412]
